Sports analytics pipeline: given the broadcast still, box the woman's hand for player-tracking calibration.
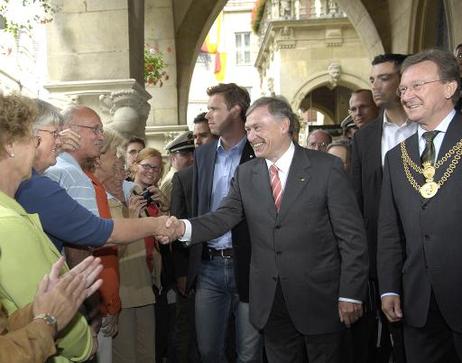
[128,194,147,218]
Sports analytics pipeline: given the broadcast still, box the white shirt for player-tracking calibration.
[417,109,455,158]
[381,113,417,166]
[265,141,295,191]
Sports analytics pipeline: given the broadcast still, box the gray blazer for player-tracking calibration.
[189,144,369,335]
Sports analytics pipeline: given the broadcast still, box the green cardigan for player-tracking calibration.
[0,191,93,362]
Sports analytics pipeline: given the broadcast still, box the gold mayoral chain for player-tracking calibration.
[400,138,462,199]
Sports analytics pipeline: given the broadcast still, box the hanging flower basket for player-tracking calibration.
[144,45,169,87]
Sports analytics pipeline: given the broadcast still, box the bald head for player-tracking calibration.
[349,90,379,128]
[62,105,104,163]
[306,129,332,152]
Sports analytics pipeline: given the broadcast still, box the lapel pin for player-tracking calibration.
[300,177,305,182]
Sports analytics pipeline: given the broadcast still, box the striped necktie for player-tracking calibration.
[270,164,282,211]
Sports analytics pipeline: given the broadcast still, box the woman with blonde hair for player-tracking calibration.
[111,147,167,362]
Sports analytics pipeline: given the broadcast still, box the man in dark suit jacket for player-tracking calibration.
[351,53,413,363]
[378,49,462,362]
[166,97,369,363]
[171,112,216,363]
[184,84,261,363]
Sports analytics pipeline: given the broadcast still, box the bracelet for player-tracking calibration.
[33,313,58,336]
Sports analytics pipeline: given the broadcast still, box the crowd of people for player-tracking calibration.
[0,46,461,363]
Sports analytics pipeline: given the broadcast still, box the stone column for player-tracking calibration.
[45,0,150,138]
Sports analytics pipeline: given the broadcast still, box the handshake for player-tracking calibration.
[154,216,186,244]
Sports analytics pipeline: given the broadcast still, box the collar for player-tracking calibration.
[417,109,456,139]
[382,111,413,128]
[216,136,247,153]
[0,190,28,216]
[265,142,295,173]
[58,152,84,171]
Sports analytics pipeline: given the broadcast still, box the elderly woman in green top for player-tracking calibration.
[0,93,100,363]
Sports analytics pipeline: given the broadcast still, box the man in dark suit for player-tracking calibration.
[351,53,413,363]
[378,49,462,362]
[171,112,216,363]
[184,84,261,363]
[165,96,369,363]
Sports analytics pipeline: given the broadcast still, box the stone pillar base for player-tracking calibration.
[45,79,151,138]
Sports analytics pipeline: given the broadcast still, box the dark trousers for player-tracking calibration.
[263,282,342,363]
[403,292,462,363]
[173,291,200,363]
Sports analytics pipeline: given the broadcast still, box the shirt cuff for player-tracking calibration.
[338,297,362,304]
[381,292,400,298]
[179,219,192,241]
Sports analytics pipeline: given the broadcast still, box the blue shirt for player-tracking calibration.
[44,152,99,216]
[208,137,247,250]
[15,170,113,251]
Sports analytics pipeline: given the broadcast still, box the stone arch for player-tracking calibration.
[291,71,370,113]
[334,0,385,58]
[408,0,451,52]
[175,0,227,124]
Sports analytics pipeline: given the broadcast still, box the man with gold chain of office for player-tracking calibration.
[377,49,462,362]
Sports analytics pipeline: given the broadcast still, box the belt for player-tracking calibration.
[205,247,233,259]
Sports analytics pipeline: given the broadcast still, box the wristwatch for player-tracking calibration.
[33,313,58,335]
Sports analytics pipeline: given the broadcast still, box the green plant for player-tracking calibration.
[251,0,267,33]
[144,45,169,87]
[0,0,56,38]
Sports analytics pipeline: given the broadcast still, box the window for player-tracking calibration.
[235,32,251,65]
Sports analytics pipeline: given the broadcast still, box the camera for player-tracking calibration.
[142,189,154,203]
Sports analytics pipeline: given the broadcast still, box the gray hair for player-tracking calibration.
[246,96,299,134]
[32,99,63,131]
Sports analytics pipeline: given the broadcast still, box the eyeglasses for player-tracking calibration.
[140,163,161,172]
[396,79,443,97]
[37,129,60,139]
[72,124,104,135]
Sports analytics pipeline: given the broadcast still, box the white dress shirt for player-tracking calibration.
[381,113,417,166]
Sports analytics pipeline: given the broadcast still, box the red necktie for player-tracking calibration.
[270,164,282,211]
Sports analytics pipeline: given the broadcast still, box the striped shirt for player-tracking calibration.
[44,152,99,216]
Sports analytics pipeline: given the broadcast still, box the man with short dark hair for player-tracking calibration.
[187,83,261,362]
[171,113,217,363]
[193,112,216,147]
[125,136,145,172]
[349,89,379,128]
[378,49,462,362]
[351,53,412,363]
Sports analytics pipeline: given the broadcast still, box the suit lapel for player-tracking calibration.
[251,158,278,219]
[435,113,462,180]
[277,145,311,220]
[370,118,384,179]
[203,141,218,211]
[240,140,255,164]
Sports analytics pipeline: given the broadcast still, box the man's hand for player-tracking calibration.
[338,301,363,327]
[101,314,119,337]
[155,216,185,244]
[59,128,80,152]
[381,295,403,322]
